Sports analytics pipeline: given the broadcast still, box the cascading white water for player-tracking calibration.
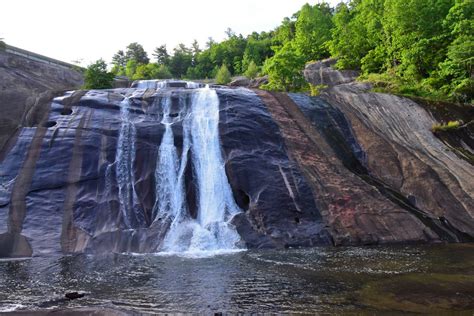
[116,97,139,228]
[153,86,243,255]
[153,93,189,225]
[134,79,203,90]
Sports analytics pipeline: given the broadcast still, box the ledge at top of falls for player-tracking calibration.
[0,79,473,258]
[131,79,206,90]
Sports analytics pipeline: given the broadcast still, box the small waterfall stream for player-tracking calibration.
[116,97,140,228]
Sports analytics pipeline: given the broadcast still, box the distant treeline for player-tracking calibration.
[93,0,472,102]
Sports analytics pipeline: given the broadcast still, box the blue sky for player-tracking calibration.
[1,0,343,65]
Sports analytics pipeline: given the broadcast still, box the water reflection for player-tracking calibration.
[0,244,473,313]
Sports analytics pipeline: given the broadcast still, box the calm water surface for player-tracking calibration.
[0,244,473,314]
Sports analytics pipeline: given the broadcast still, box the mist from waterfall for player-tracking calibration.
[153,86,243,255]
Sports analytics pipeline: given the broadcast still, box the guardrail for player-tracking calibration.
[2,44,83,71]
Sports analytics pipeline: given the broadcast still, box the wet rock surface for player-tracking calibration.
[0,85,330,255]
[0,76,473,256]
[321,83,474,241]
[0,50,83,153]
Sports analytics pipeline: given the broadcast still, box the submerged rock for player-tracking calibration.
[65,292,86,300]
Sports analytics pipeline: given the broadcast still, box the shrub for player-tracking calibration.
[431,120,461,132]
[215,64,232,85]
[244,60,259,79]
[83,59,115,89]
[309,84,328,96]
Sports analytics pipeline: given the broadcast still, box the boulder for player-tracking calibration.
[249,75,269,88]
[229,76,250,87]
[304,58,358,87]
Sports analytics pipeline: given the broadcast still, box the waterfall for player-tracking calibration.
[153,86,243,255]
[116,97,140,228]
[153,93,189,225]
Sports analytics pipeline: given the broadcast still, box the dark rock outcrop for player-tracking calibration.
[0,49,83,153]
[229,76,250,87]
[304,58,358,87]
[229,76,268,89]
[0,73,472,257]
[321,83,474,240]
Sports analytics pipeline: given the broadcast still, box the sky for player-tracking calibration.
[1,0,342,66]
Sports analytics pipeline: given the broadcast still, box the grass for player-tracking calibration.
[359,72,455,103]
[431,120,461,132]
[308,84,328,96]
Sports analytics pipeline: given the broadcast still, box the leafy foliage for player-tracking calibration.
[244,60,259,79]
[294,3,333,61]
[100,1,472,102]
[215,64,232,85]
[262,42,305,91]
[83,59,115,89]
[432,120,461,132]
[125,42,149,65]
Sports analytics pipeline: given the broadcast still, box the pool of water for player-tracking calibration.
[0,244,473,314]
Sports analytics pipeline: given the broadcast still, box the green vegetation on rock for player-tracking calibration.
[244,60,259,79]
[215,64,231,85]
[83,59,114,89]
[432,120,461,132]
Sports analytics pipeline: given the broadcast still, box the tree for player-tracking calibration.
[244,60,259,79]
[206,37,216,48]
[191,39,201,66]
[242,33,273,70]
[152,45,170,65]
[382,0,453,79]
[125,42,149,64]
[225,27,236,39]
[329,0,384,70]
[273,16,298,49]
[112,50,127,68]
[262,42,305,91]
[169,44,193,78]
[83,59,115,89]
[125,59,138,79]
[294,3,334,61]
[432,0,474,102]
[215,64,232,84]
[0,38,5,50]
[132,63,172,80]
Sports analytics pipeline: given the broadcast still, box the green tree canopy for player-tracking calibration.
[152,45,170,66]
[294,3,334,61]
[125,42,149,64]
[262,42,305,91]
[83,59,115,89]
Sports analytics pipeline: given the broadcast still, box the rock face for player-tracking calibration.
[304,58,358,87]
[0,49,83,153]
[0,74,473,257]
[229,76,268,89]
